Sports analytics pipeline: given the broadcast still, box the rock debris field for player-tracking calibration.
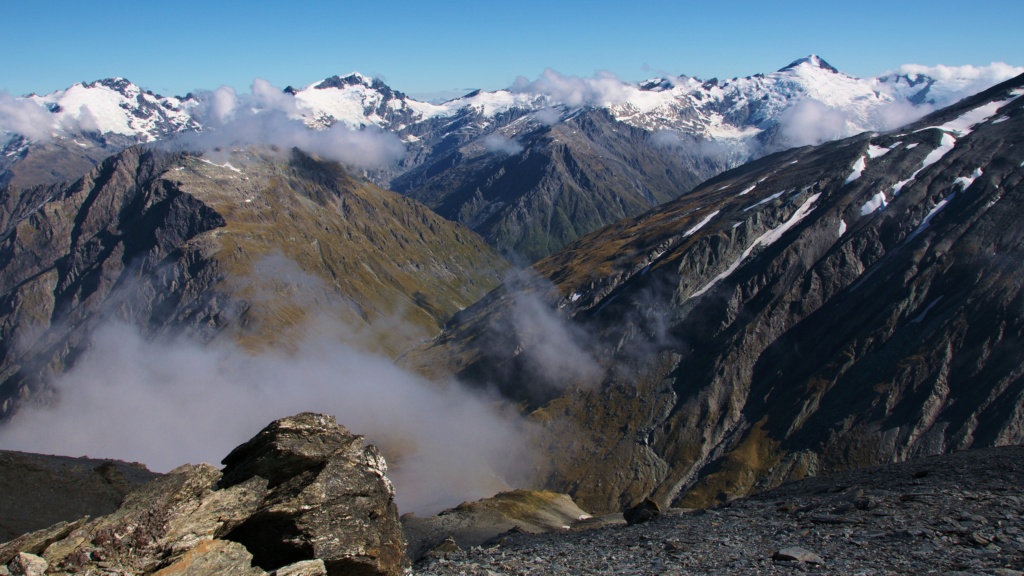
[415,446,1024,575]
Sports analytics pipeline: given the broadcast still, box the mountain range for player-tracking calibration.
[4,57,1016,261]
[1,55,1023,532]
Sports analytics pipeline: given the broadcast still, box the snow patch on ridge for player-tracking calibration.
[953,168,983,190]
[905,193,955,244]
[689,193,821,300]
[892,132,958,195]
[867,144,891,159]
[845,156,867,184]
[201,159,242,173]
[861,192,888,215]
[916,93,1019,136]
[911,296,944,324]
[683,210,720,237]
[743,190,786,211]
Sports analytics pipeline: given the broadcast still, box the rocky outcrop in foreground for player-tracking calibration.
[416,445,1024,575]
[0,413,407,576]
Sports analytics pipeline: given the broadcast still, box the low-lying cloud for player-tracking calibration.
[482,133,523,155]
[479,270,605,403]
[168,79,405,169]
[512,69,633,107]
[0,320,535,515]
[778,98,858,147]
[532,107,562,126]
[0,253,544,516]
[882,62,1024,105]
[0,92,58,142]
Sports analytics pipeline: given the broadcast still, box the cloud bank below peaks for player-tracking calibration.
[0,320,537,516]
[511,69,634,107]
[881,62,1024,105]
[171,79,405,169]
[482,133,523,155]
[0,92,59,142]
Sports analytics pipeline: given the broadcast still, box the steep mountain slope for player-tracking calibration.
[391,108,727,262]
[405,74,1024,513]
[0,146,507,418]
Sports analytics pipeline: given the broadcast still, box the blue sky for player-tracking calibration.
[4,0,1023,100]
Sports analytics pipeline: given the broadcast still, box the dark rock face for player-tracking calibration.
[409,74,1024,513]
[0,451,159,542]
[623,498,661,526]
[393,108,727,263]
[221,413,407,575]
[0,413,408,576]
[0,146,507,419]
[0,147,228,419]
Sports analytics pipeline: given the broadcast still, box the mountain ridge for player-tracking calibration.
[403,72,1024,512]
[4,57,1019,261]
[0,145,508,419]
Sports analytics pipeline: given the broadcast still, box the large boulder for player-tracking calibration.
[0,413,407,576]
[220,413,407,576]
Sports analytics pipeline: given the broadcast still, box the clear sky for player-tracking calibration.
[4,0,1022,100]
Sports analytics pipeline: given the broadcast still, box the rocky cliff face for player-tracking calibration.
[0,451,159,543]
[0,146,507,418]
[391,108,727,263]
[0,147,227,417]
[406,74,1024,513]
[0,412,407,576]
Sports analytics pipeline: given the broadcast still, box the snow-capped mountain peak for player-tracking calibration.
[313,72,377,91]
[3,57,1021,190]
[779,54,840,74]
[23,78,197,141]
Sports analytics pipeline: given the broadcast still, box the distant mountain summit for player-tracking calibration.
[779,54,840,73]
[26,77,198,141]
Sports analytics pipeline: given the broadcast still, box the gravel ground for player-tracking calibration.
[415,446,1024,575]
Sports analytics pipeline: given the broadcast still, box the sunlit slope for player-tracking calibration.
[0,146,508,417]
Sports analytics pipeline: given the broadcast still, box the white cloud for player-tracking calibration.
[171,79,405,169]
[874,100,936,132]
[512,69,633,107]
[482,271,604,400]
[0,319,536,516]
[778,98,857,147]
[532,107,562,126]
[250,78,299,117]
[0,92,58,142]
[507,288,603,390]
[207,85,239,124]
[878,62,1024,109]
[482,133,523,155]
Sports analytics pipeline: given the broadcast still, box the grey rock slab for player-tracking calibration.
[272,559,328,576]
[6,553,46,576]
